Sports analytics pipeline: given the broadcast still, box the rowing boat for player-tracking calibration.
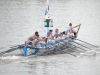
[0,0,98,57]
[22,40,73,56]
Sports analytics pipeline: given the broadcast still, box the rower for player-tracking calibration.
[58,32,65,43]
[54,34,59,45]
[31,34,41,48]
[67,23,81,39]
[49,30,54,40]
[25,31,39,46]
[47,31,54,47]
[39,36,47,48]
[54,28,60,37]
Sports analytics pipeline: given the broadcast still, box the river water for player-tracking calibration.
[0,0,100,75]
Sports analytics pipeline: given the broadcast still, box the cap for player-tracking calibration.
[47,32,50,34]
[49,30,52,32]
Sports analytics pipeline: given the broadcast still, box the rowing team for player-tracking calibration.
[25,23,81,48]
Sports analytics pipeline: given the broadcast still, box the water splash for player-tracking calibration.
[0,55,21,60]
[84,50,96,56]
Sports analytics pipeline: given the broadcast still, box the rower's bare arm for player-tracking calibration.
[72,23,81,28]
[27,35,34,41]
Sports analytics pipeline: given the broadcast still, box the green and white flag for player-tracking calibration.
[44,18,53,34]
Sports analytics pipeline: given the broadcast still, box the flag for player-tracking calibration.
[45,5,50,16]
[45,9,47,15]
[48,5,49,11]
[44,0,49,16]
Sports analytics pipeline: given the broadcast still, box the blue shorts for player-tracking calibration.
[26,41,32,45]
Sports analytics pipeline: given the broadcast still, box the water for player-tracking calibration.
[0,0,100,75]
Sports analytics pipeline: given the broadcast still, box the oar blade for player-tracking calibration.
[0,45,22,56]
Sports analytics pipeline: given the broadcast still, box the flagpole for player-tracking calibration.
[47,0,49,5]
[44,0,53,36]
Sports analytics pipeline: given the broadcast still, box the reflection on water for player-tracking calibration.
[0,0,100,75]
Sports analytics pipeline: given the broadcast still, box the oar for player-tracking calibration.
[67,47,82,53]
[0,45,24,56]
[65,48,77,57]
[64,40,86,51]
[73,41,92,50]
[12,44,25,47]
[61,41,82,56]
[76,25,80,34]
[76,39,99,48]
[67,52,77,57]
[66,46,83,57]
[64,44,86,57]
[70,43,86,51]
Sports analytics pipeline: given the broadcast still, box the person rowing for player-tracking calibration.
[38,36,47,48]
[31,35,48,48]
[31,34,40,48]
[54,34,59,45]
[48,30,54,40]
[67,23,81,39]
[25,31,39,46]
[31,31,54,48]
[58,32,65,43]
[47,31,55,47]
[54,28,60,37]
[31,35,47,48]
